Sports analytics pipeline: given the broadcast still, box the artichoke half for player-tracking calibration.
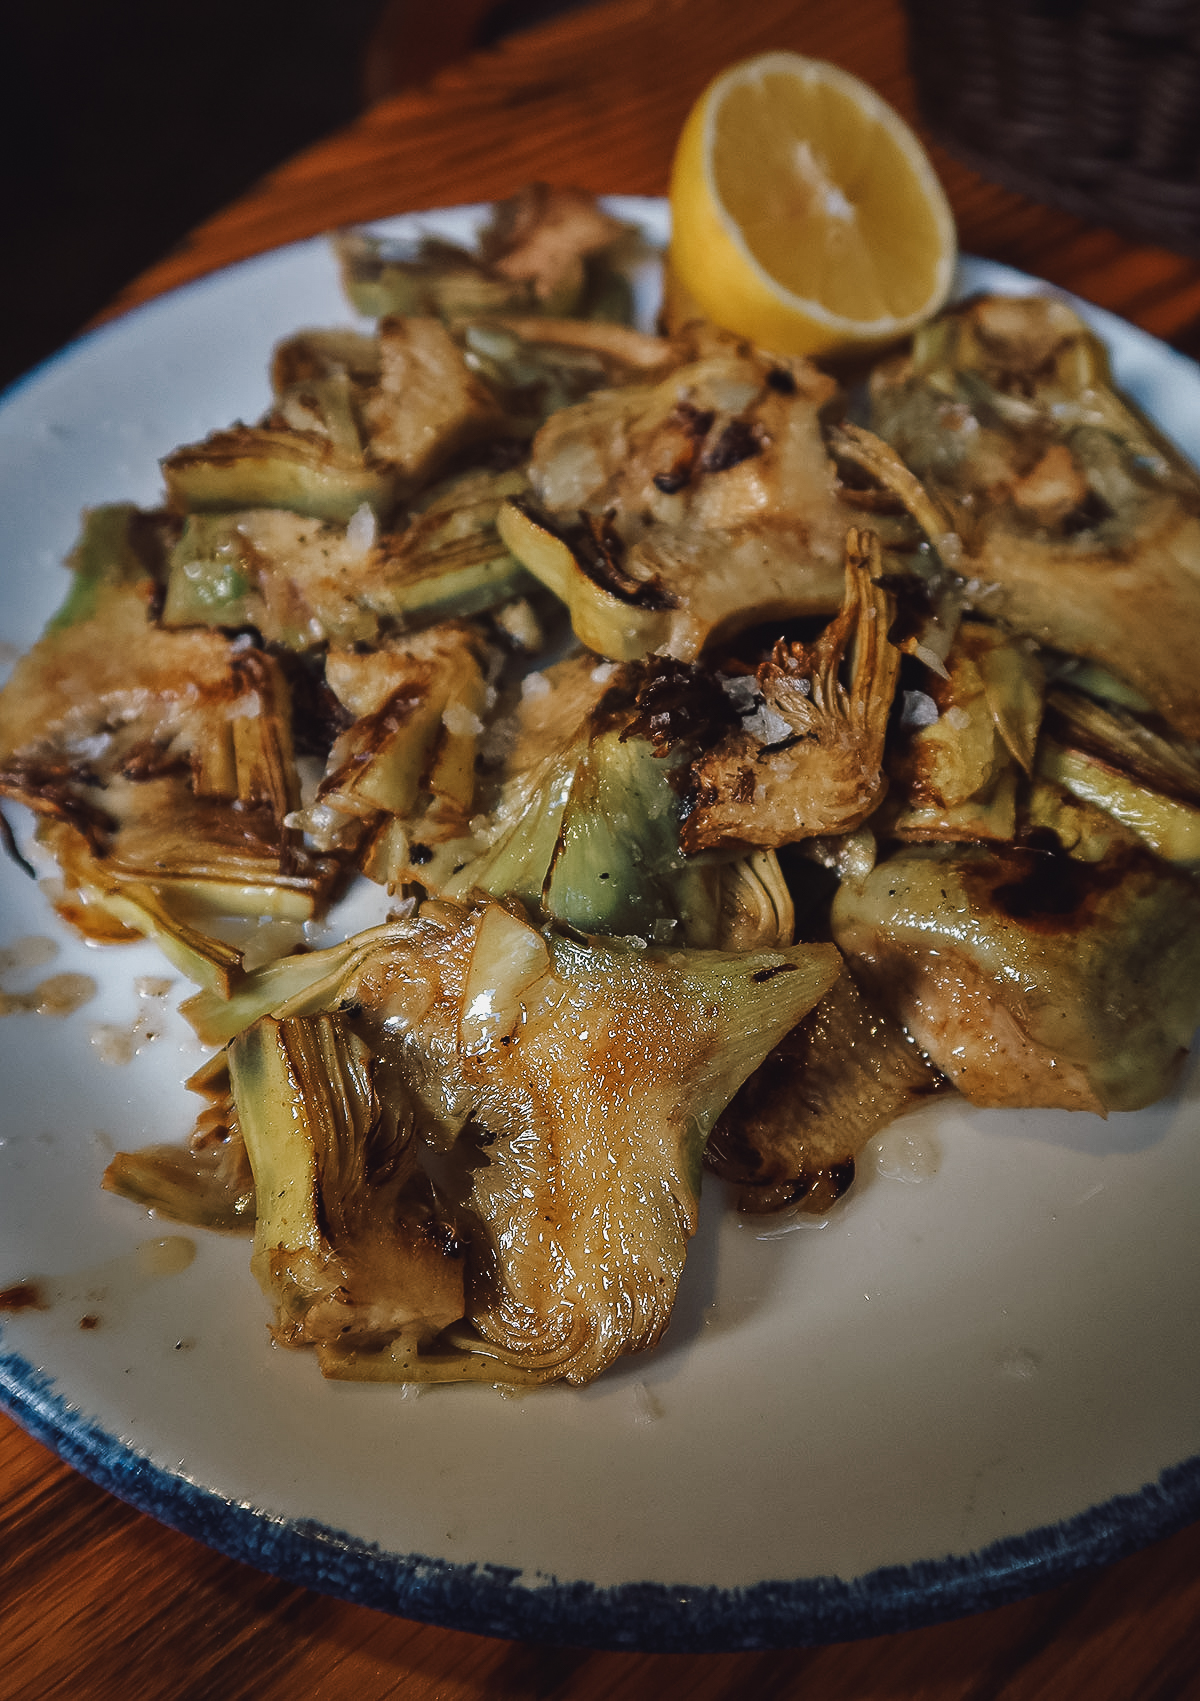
[188,899,841,1385]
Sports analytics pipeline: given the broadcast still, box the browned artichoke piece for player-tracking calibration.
[265,328,379,455]
[477,185,634,309]
[708,965,946,1213]
[360,316,511,491]
[231,1011,466,1356]
[831,838,1200,1113]
[206,898,840,1385]
[680,529,900,853]
[869,293,1200,737]
[162,425,397,525]
[450,319,676,437]
[336,188,634,323]
[103,1111,255,1232]
[0,505,235,779]
[335,229,537,322]
[501,336,848,661]
[1036,685,1200,866]
[889,619,1044,845]
[297,622,494,880]
[161,508,385,650]
[364,467,535,628]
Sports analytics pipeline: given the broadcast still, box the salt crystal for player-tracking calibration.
[900,690,940,730]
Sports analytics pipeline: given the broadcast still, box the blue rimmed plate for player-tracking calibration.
[2,200,1199,1652]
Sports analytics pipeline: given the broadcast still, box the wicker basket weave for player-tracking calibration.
[904,0,1200,255]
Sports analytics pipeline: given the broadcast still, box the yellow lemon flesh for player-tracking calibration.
[668,52,957,357]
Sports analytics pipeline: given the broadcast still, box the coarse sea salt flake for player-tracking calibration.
[900,690,939,729]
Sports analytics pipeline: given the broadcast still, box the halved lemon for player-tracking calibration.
[668,52,957,357]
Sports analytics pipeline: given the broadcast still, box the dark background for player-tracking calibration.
[0,0,586,396]
[0,2,385,393]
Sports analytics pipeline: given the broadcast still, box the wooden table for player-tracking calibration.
[7,0,1200,1694]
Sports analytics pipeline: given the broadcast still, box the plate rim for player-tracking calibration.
[7,1338,1199,1651]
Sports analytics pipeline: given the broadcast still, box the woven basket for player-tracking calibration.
[904,0,1200,256]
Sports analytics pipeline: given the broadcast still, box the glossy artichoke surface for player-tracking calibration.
[6,213,1200,1390]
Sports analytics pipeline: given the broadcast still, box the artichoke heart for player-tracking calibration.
[832,839,1200,1113]
[450,916,841,1385]
[707,967,945,1213]
[217,898,841,1384]
[295,623,493,876]
[0,507,335,982]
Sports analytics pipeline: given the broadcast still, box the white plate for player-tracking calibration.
[2,201,1199,1652]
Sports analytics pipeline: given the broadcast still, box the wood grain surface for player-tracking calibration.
[6,0,1200,1695]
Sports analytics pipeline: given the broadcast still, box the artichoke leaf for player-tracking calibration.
[1034,686,1200,865]
[180,918,419,1049]
[230,1012,465,1353]
[1038,741,1200,867]
[497,497,679,661]
[365,468,537,628]
[444,723,728,943]
[65,876,242,999]
[163,426,397,525]
[441,653,791,950]
[103,1132,254,1232]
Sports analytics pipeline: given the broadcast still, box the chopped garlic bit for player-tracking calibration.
[345,502,377,555]
[912,644,951,678]
[493,598,543,653]
[521,671,551,700]
[442,701,484,737]
[936,531,963,567]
